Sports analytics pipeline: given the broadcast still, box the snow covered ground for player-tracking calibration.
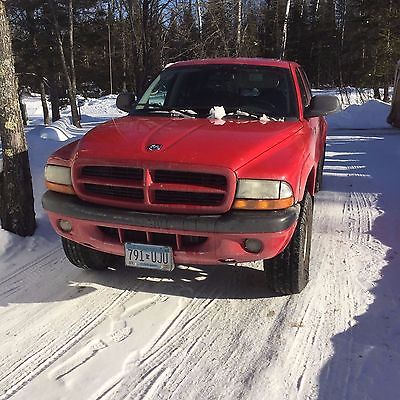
[0,95,400,400]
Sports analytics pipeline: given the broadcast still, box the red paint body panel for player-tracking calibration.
[169,57,296,69]
[44,58,327,265]
[73,117,303,171]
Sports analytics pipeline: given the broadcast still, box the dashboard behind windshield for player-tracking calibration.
[134,65,298,119]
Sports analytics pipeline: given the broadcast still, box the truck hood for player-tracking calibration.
[75,116,302,171]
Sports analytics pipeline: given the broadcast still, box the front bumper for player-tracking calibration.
[42,191,299,264]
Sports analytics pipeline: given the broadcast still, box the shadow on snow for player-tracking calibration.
[318,127,400,400]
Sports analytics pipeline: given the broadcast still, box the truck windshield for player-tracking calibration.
[134,65,298,120]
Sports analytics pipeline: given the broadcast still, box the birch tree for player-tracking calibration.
[280,0,291,59]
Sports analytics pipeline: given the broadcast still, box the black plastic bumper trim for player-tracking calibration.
[42,191,299,234]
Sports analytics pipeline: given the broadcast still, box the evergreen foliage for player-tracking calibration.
[7,0,400,101]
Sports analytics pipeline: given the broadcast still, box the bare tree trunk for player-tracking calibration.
[48,58,61,122]
[0,2,36,236]
[108,0,114,94]
[314,0,320,15]
[118,3,128,92]
[18,90,28,126]
[300,0,306,18]
[49,0,80,127]
[383,86,389,103]
[383,0,393,103]
[39,79,50,125]
[25,5,50,126]
[67,0,80,127]
[122,24,128,92]
[373,87,381,100]
[387,60,400,127]
[280,0,291,59]
[196,0,202,37]
[236,0,242,56]
[340,0,347,46]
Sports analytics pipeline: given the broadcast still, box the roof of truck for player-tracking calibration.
[167,58,297,69]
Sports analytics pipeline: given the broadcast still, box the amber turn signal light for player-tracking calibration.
[45,181,75,195]
[233,197,294,210]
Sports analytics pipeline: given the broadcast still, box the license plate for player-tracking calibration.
[124,243,175,271]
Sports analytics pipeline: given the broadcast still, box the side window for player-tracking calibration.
[147,81,168,108]
[295,69,311,108]
[136,70,175,109]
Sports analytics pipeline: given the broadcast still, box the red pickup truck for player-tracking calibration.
[42,58,339,295]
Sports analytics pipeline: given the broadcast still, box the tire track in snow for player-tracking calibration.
[47,292,171,384]
[314,185,386,400]
[299,191,364,393]
[235,187,369,400]
[276,184,382,400]
[0,288,135,400]
[1,250,178,400]
[48,338,108,381]
[110,287,293,400]
[99,283,228,398]
[346,192,375,245]
[0,246,62,295]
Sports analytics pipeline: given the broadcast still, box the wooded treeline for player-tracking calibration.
[6,0,400,124]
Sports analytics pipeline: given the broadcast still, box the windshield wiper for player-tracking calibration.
[133,104,168,115]
[225,110,284,122]
[133,107,197,118]
[225,110,261,120]
[170,109,197,118]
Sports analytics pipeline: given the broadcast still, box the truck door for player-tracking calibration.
[295,68,323,166]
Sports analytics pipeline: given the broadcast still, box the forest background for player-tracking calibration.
[6,0,400,127]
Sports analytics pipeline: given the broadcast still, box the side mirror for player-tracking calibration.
[116,92,136,113]
[304,95,340,118]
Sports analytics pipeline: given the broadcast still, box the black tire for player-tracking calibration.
[315,145,326,193]
[62,237,111,270]
[263,191,313,295]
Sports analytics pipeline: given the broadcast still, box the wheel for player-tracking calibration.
[263,191,313,295]
[315,145,326,193]
[62,237,111,270]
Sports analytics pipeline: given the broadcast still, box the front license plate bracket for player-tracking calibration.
[124,242,175,271]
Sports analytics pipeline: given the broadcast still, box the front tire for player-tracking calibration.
[62,238,111,270]
[263,191,313,295]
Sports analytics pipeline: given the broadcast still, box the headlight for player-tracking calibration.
[45,165,72,185]
[233,179,294,210]
[45,165,75,194]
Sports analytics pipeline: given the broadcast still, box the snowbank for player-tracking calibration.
[327,99,392,130]
[77,95,125,118]
[23,94,47,118]
[40,117,89,141]
[313,87,394,107]
[22,94,125,126]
